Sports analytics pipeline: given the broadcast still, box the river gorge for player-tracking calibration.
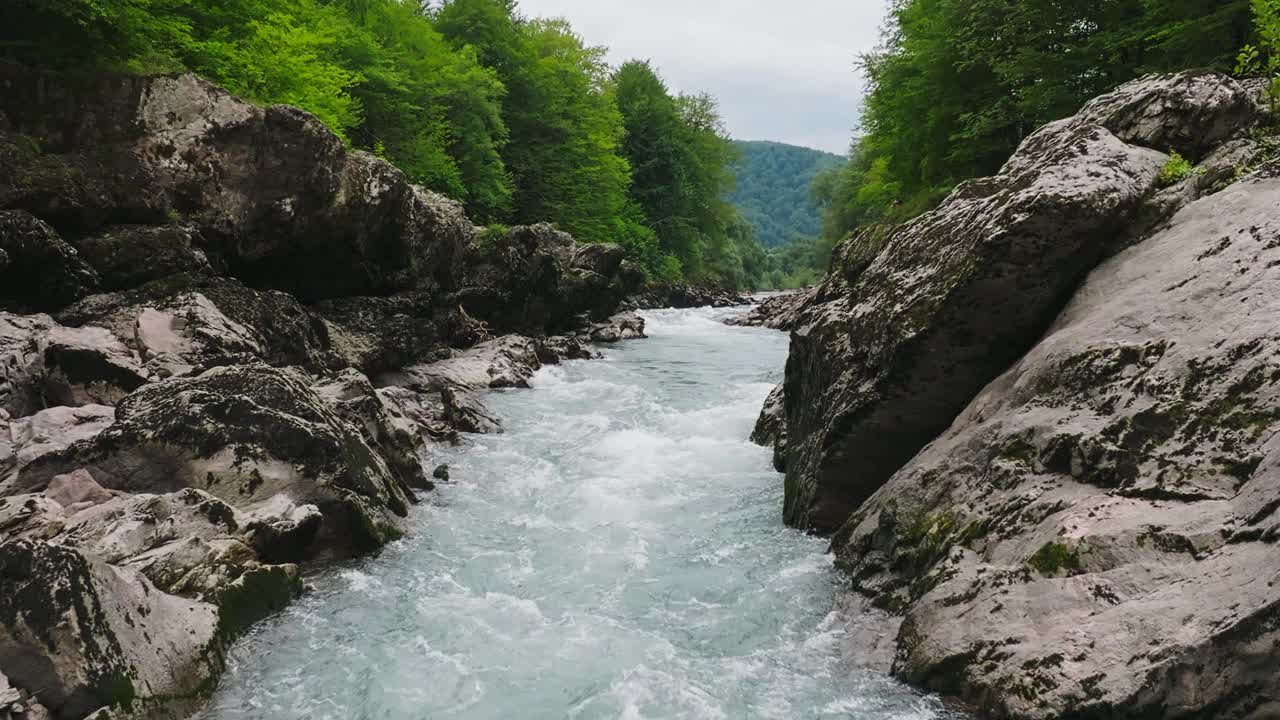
[199,308,954,720]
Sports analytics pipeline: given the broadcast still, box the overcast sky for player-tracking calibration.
[514,0,889,155]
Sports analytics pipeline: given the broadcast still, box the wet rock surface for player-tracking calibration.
[761,70,1280,718]
[0,63,647,719]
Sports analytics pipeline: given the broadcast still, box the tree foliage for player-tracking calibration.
[816,0,1258,246]
[3,0,775,289]
[727,141,844,249]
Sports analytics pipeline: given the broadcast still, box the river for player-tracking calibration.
[200,307,956,720]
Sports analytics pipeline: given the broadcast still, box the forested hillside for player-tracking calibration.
[816,0,1273,247]
[727,141,843,249]
[3,0,772,289]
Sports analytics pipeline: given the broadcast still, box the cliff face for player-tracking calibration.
[759,71,1280,717]
[0,65,645,719]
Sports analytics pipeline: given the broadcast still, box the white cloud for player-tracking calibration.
[514,0,889,153]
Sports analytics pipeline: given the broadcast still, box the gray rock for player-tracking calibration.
[724,289,816,331]
[1,405,115,491]
[0,67,472,301]
[1076,70,1261,160]
[625,282,750,310]
[0,540,221,719]
[441,387,503,435]
[43,468,112,510]
[537,335,596,364]
[41,324,150,407]
[381,335,543,392]
[750,384,786,472]
[830,123,1280,719]
[71,225,212,292]
[59,277,340,376]
[571,242,626,277]
[782,115,1167,533]
[586,312,646,343]
[0,313,50,418]
[0,211,99,313]
[15,364,412,559]
[311,369,431,490]
[0,312,150,415]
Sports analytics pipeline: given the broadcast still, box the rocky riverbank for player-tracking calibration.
[754,71,1280,717]
[0,64,651,720]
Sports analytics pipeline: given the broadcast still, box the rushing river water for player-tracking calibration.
[201,307,955,720]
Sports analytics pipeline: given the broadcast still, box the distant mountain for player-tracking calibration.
[727,140,845,249]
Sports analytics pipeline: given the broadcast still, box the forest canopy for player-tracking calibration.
[3,0,790,289]
[816,0,1267,248]
[727,141,844,250]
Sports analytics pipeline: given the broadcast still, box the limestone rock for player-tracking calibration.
[725,289,817,331]
[382,335,544,392]
[311,369,431,491]
[625,282,750,310]
[0,313,149,416]
[0,65,472,301]
[59,276,339,376]
[0,211,98,313]
[43,469,112,511]
[441,387,503,435]
[586,312,647,343]
[2,405,115,490]
[1076,70,1261,160]
[315,292,461,376]
[830,114,1280,720]
[571,242,626,277]
[0,313,51,418]
[16,365,412,558]
[781,105,1169,533]
[72,225,212,292]
[750,384,787,472]
[0,540,221,720]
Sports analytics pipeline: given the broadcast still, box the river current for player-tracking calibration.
[201,307,955,720]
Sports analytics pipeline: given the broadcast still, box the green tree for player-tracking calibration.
[437,2,632,242]
[818,0,1257,246]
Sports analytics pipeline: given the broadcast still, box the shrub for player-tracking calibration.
[1157,151,1200,187]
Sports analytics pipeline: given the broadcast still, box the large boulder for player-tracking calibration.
[830,159,1280,720]
[14,365,413,558]
[379,335,545,392]
[0,540,222,719]
[0,313,150,417]
[58,276,340,376]
[1,405,116,490]
[314,292,472,376]
[0,64,472,301]
[0,211,98,313]
[71,224,212,292]
[774,74,1276,532]
[1076,70,1262,161]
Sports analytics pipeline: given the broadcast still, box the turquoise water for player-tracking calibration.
[201,307,954,720]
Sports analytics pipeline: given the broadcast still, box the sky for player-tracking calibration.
[514,0,890,155]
